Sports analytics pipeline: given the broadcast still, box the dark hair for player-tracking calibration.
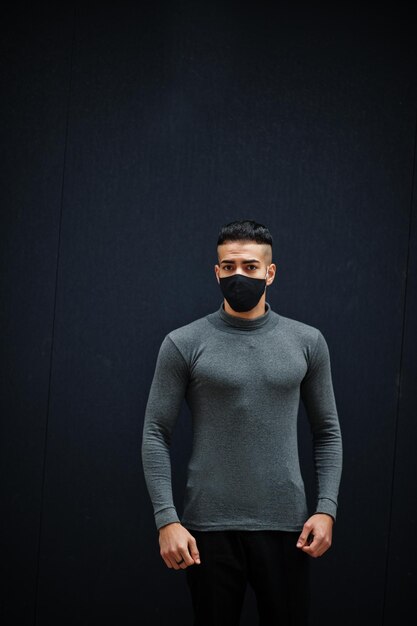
[217,220,273,247]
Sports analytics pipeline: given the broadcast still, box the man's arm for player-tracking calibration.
[300,329,343,523]
[141,334,201,571]
[141,334,189,531]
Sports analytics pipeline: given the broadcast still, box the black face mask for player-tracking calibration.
[218,270,268,312]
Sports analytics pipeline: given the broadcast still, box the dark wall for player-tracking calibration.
[1,2,416,625]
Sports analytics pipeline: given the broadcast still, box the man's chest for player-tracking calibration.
[187,334,308,393]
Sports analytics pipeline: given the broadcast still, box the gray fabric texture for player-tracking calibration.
[141,300,343,532]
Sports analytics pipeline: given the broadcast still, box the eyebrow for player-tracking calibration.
[220,259,261,264]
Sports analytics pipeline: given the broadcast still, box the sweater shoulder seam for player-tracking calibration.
[166,334,189,370]
[310,329,321,366]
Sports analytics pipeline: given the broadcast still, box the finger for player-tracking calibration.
[181,541,197,567]
[170,556,181,570]
[302,534,326,557]
[176,544,199,569]
[170,551,187,569]
[162,548,191,570]
[161,554,174,569]
[313,535,331,557]
[163,551,181,570]
[189,536,201,564]
[160,545,180,569]
[296,527,312,548]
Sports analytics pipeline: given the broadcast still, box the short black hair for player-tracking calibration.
[217,219,273,247]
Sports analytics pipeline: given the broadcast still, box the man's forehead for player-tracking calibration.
[217,241,268,261]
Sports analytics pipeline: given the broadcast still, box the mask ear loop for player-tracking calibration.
[264,267,269,294]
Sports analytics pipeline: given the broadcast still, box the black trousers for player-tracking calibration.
[184,528,310,626]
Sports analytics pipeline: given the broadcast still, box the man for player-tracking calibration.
[141,219,343,625]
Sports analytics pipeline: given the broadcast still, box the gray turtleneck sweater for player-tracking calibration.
[141,301,343,532]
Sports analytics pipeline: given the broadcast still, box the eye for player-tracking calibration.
[247,265,258,270]
[223,265,233,271]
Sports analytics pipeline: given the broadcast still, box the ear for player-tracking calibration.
[214,264,220,283]
[266,263,277,286]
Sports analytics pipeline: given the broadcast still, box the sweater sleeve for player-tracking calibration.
[141,334,189,531]
[300,330,343,522]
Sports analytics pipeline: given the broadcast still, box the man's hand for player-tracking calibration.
[296,513,334,558]
[158,522,201,570]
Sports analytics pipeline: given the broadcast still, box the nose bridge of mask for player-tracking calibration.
[235,266,268,281]
[233,266,269,280]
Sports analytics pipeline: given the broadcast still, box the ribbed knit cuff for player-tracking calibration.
[314,497,337,522]
[155,506,180,531]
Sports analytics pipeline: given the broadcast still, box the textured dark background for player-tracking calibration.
[1,2,416,625]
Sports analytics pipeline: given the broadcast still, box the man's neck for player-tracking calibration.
[223,296,267,320]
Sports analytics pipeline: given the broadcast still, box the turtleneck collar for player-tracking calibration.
[206,300,280,334]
